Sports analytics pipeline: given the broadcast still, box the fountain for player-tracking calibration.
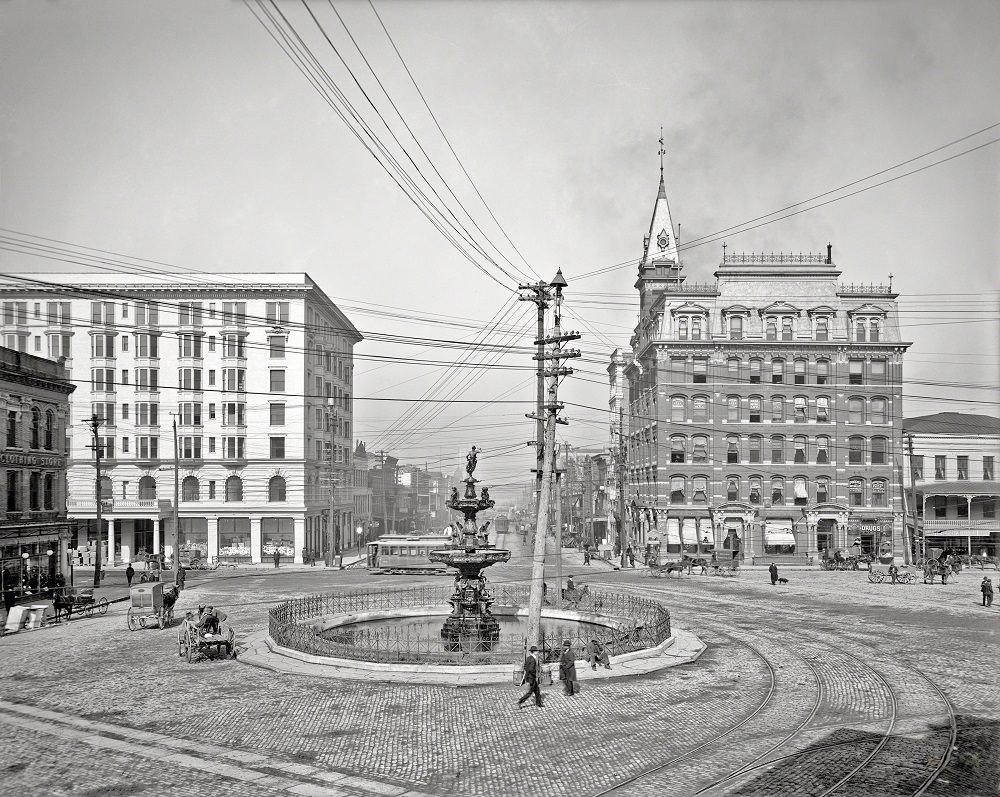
[429,446,511,644]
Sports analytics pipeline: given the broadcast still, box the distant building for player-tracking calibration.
[0,274,361,565]
[903,412,999,558]
[0,347,75,599]
[351,441,372,550]
[616,170,911,563]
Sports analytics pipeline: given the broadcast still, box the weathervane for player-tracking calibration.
[658,126,666,176]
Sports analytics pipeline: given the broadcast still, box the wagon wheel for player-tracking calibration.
[177,628,187,657]
[96,597,108,615]
[139,572,148,584]
[899,572,915,585]
[139,615,148,629]
[868,570,886,584]
[127,609,139,631]
[81,603,94,618]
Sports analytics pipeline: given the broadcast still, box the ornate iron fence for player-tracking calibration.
[268,585,671,665]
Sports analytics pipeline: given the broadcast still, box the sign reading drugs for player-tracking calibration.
[848,518,893,535]
[0,452,64,468]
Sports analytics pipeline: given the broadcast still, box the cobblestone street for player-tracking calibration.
[1,551,998,796]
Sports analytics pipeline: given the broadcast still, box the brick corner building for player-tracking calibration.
[615,170,912,565]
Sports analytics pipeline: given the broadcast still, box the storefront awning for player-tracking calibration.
[681,518,698,544]
[664,519,681,545]
[765,521,796,546]
[925,527,995,538]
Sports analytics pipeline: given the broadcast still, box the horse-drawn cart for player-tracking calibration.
[868,564,916,584]
[126,583,177,630]
[642,559,687,578]
[177,609,236,663]
[55,587,109,620]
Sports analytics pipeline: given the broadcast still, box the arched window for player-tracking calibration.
[692,395,709,422]
[727,357,741,379]
[748,476,762,504]
[816,436,831,464]
[771,395,785,422]
[693,476,708,503]
[771,477,785,504]
[794,358,807,384]
[749,359,762,384]
[670,436,686,463]
[815,359,830,385]
[44,410,54,450]
[848,436,865,465]
[871,397,887,424]
[268,475,286,502]
[138,476,157,500]
[182,476,200,502]
[726,477,740,502]
[727,395,740,423]
[770,435,785,464]
[794,476,808,505]
[849,478,864,506]
[749,396,762,423]
[848,397,865,424]
[871,436,888,465]
[670,476,686,504]
[871,478,887,506]
[816,477,830,504]
[31,408,41,449]
[670,396,686,423]
[816,396,830,423]
[793,435,808,464]
[43,473,55,510]
[692,435,709,464]
[794,396,808,423]
[225,475,243,502]
[726,435,740,464]
[98,476,113,501]
[771,359,785,384]
[749,435,762,464]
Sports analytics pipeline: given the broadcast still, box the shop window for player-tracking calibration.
[957,455,969,480]
[816,436,830,464]
[871,480,887,507]
[771,396,784,422]
[182,476,200,502]
[935,455,946,480]
[771,359,784,384]
[749,397,762,423]
[816,359,830,385]
[749,435,762,464]
[771,477,784,505]
[771,435,785,464]
[268,476,287,502]
[849,436,865,465]
[871,437,888,465]
[179,517,208,560]
[849,478,864,507]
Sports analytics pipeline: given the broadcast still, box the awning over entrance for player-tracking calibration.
[925,527,995,538]
[664,519,681,545]
[681,518,698,545]
[765,520,796,546]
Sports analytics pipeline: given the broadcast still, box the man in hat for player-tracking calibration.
[982,577,994,607]
[559,640,578,696]
[517,645,544,709]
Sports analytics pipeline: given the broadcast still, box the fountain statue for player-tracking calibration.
[429,447,511,643]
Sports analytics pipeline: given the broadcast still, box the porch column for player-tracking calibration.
[152,519,162,558]
[294,515,306,564]
[206,517,218,564]
[107,520,116,567]
[250,517,262,564]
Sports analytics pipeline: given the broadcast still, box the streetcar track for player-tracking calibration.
[599,580,957,796]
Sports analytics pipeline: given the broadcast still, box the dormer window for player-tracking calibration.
[816,317,829,341]
[765,319,777,341]
[781,317,793,341]
[678,318,688,340]
[729,316,743,340]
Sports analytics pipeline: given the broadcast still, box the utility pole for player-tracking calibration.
[518,280,551,506]
[523,270,580,648]
[904,433,918,564]
[617,403,628,569]
[172,416,180,581]
[554,450,562,610]
[87,415,104,588]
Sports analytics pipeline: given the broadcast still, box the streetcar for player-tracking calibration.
[493,513,510,535]
[366,534,452,575]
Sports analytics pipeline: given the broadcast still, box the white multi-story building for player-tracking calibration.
[0,273,362,565]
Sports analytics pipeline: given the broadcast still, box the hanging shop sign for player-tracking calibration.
[847,517,893,536]
[0,453,65,468]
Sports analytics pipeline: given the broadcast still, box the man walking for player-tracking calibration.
[273,548,281,569]
[174,563,186,594]
[125,563,135,588]
[517,645,544,709]
[769,562,779,586]
[559,640,578,697]
[982,577,994,607]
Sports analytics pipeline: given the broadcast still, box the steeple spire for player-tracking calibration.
[641,130,679,267]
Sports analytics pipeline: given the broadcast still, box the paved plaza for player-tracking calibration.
[1,545,998,796]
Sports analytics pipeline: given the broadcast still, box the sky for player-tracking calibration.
[1,0,998,493]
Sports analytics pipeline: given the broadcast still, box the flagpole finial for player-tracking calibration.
[658,126,665,177]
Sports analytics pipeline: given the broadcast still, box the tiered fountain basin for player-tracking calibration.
[241,584,705,685]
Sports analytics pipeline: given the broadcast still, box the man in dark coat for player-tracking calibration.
[273,548,281,569]
[517,645,544,709]
[125,563,135,587]
[559,640,578,697]
[174,564,186,593]
[982,577,994,607]
[769,562,779,585]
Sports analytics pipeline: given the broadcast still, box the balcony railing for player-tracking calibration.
[838,283,894,295]
[658,282,720,295]
[922,519,999,531]
[66,498,160,511]
[724,251,826,264]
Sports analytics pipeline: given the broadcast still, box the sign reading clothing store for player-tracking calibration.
[0,453,65,468]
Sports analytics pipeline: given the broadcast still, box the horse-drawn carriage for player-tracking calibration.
[126,583,178,630]
[820,548,873,571]
[177,607,236,663]
[868,563,916,584]
[54,587,109,620]
[642,558,687,578]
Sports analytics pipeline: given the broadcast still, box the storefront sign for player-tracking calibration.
[0,453,65,468]
[848,518,893,535]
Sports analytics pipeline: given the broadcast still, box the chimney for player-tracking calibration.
[826,243,833,264]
